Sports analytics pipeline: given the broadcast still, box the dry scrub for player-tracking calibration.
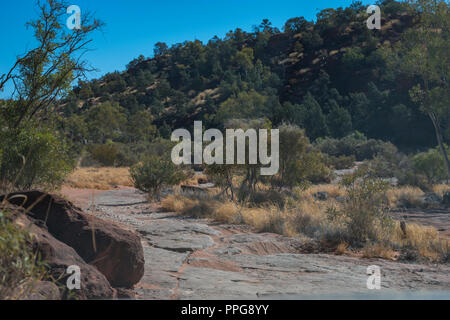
[161,183,449,263]
[65,167,133,190]
[386,186,424,208]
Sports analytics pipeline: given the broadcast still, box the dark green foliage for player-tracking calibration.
[316,132,395,161]
[296,93,329,140]
[88,144,118,167]
[412,147,449,185]
[327,104,352,138]
[325,155,356,170]
[0,125,74,191]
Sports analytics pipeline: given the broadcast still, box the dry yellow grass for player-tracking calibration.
[162,193,319,237]
[433,184,450,197]
[335,242,348,255]
[161,194,198,213]
[384,184,449,208]
[362,243,396,260]
[303,184,346,198]
[386,186,424,208]
[392,221,449,262]
[65,167,133,190]
[162,194,289,232]
[161,185,450,262]
[213,201,240,223]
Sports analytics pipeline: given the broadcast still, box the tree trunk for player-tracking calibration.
[429,111,450,182]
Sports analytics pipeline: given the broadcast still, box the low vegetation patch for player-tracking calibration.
[162,170,449,263]
[0,209,47,299]
[65,167,133,190]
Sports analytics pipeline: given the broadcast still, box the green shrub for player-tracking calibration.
[334,170,394,246]
[302,152,332,183]
[316,132,395,161]
[0,210,47,299]
[88,144,118,166]
[274,125,331,188]
[412,147,448,185]
[0,126,74,191]
[326,155,355,170]
[130,155,186,199]
[275,125,311,189]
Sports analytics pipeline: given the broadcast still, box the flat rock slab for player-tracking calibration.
[143,246,189,273]
[177,267,261,300]
[138,219,219,252]
[138,246,182,292]
[138,219,221,236]
[135,288,173,300]
[145,234,215,252]
[94,189,147,206]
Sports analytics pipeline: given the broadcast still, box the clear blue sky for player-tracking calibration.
[0,0,372,97]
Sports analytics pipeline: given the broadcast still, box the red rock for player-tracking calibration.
[3,191,144,288]
[13,213,115,300]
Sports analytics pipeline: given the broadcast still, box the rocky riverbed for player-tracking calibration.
[61,187,450,300]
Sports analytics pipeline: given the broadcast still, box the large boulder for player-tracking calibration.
[2,191,144,288]
[13,212,114,299]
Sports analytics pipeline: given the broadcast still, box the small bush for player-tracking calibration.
[130,155,186,199]
[302,152,332,183]
[412,147,448,185]
[337,170,394,246]
[275,125,331,188]
[326,155,355,170]
[290,208,324,238]
[88,144,118,167]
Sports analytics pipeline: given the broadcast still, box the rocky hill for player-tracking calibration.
[60,1,440,150]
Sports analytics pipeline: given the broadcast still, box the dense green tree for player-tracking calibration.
[284,17,311,33]
[216,90,268,123]
[126,110,157,143]
[0,0,101,190]
[327,104,352,138]
[154,42,169,57]
[390,0,450,178]
[85,102,126,143]
[298,93,329,140]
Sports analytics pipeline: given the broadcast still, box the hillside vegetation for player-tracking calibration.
[60,0,443,153]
